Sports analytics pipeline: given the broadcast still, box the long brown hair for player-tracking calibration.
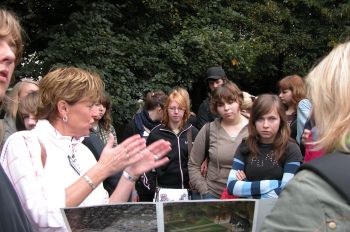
[247,94,290,161]
[98,90,113,131]
[278,75,306,111]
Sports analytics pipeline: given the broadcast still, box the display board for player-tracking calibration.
[61,199,276,232]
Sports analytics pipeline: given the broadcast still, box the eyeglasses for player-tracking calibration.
[168,107,185,112]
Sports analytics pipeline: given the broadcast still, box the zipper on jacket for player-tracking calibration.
[160,125,192,189]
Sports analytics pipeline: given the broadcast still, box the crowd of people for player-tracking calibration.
[0,6,349,232]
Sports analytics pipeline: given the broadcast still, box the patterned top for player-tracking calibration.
[90,124,118,147]
[0,120,109,231]
[226,141,302,199]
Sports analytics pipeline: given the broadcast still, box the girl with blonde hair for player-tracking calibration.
[147,87,198,193]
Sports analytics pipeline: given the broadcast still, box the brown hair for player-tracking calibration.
[210,80,243,114]
[37,67,104,121]
[144,91,167,111]
[98,90,113,131]
[0,8,23,65]
[278,75,306,110]
[247,94,290,161]
[18,91,39,116]
[16,91,39,130]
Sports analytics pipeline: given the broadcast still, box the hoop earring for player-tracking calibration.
[63,115,68,122]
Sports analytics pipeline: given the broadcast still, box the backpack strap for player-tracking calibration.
[299,152,350,204]
[204,122,210,159]
[187,127,192,154]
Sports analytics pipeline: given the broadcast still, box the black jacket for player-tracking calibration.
[0,166,34,232]
[146,122,198,189]
[197,98,217,129]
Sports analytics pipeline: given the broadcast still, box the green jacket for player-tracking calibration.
[261,169,350,231]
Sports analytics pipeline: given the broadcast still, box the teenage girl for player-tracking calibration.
[226,94,303,199]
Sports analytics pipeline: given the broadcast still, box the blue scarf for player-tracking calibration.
[134,109,160,136]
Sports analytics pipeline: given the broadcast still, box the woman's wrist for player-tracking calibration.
[122,170,139,183]
[94,161,115,180]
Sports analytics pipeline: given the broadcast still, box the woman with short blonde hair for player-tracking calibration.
[1,66,171,231]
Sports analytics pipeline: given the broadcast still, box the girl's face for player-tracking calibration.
[216,98,240,120]
[167,100,185,124]
[91,103,102,121]
[21,111,37,130]
[91,103,106,121]
[278,89,293,106]
[255,107,281,144]
[99,104,106,117]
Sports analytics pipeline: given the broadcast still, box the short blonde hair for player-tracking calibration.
[37,67,104,121]
[0,8,23,64]
[163,87,190,129]
[241,91,255,111]
[306,41,350,153]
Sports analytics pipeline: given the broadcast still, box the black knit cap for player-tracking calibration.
[205,66,227,80]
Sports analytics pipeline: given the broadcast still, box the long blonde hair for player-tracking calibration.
[306,41,350,153]
[5,79,39,121]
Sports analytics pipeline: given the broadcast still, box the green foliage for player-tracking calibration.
[3,0,350,127]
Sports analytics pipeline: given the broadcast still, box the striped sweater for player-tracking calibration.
[226,141,303,199]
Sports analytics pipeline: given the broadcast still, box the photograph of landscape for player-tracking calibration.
[62,203,158,232]
[163,200,255,232]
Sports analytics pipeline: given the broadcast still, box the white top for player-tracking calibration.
[0,120,109,232]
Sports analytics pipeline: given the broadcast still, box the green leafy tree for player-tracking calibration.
[3,0,349,127]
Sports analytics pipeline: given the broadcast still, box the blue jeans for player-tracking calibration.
[191,191,217,200]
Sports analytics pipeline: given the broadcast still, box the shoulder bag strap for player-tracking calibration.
[205,122,210,159]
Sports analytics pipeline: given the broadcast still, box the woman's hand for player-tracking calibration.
[200,158,208,177]
[301,129,311,145]
[236,170,247,181]
[125,139,171,177]
[97,134,147,178]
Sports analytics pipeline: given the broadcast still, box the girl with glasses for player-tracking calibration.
[146,87,198,197]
